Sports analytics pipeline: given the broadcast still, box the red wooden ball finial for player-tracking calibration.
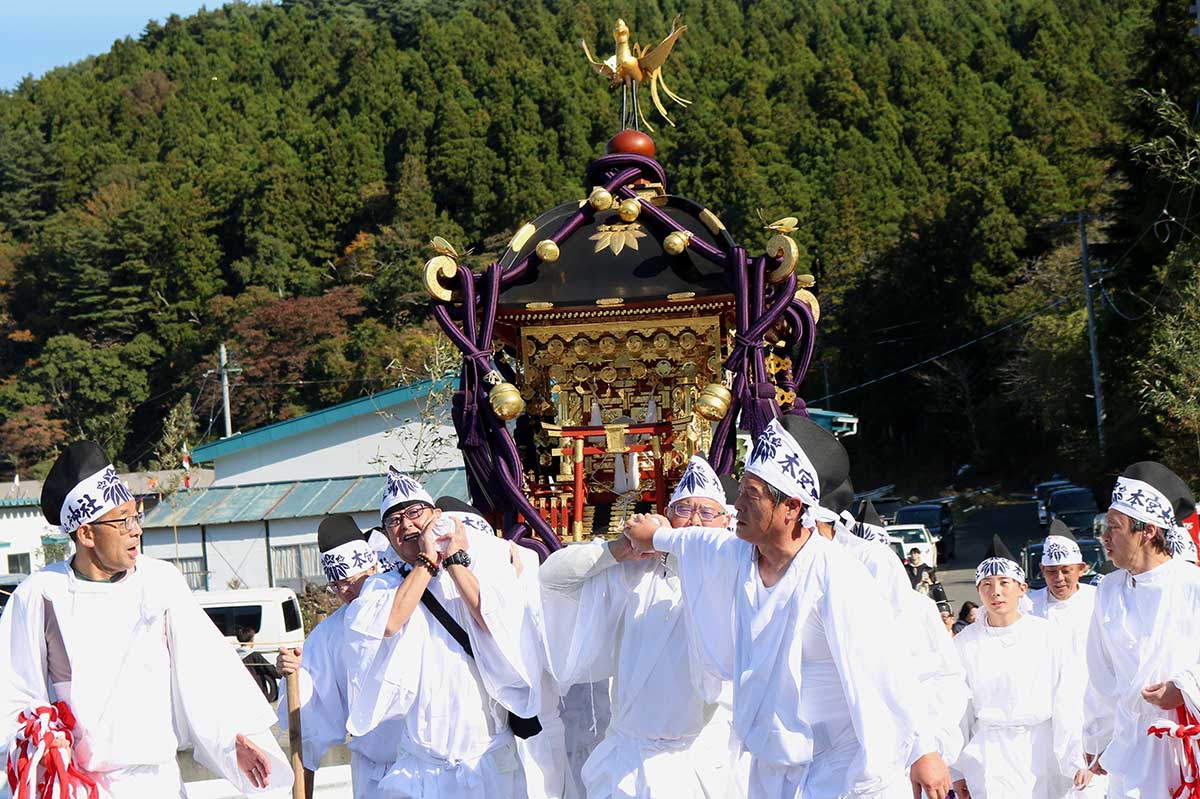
[607,129,656,158]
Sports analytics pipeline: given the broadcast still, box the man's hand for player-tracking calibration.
[624,513,670,555]
[1074,768,1094,789]
[440,516,470,561]
[418,511,443,563]
[1086,752,1107,776]
[909,752,950,799]
[276,646,301,676]
[951,779,971,799]
[235,733,271,789]
[1142,681,1185,710]
[608,535,656,563]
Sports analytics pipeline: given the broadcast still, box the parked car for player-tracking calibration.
[1021,537,1109,589]
[887,524,937,569]
[1035,479,1074,526]
[893,503,956,561]
[194,587,305,655]
[1046,487,1100,536]
[0,573,26,616]
[872,496,907,525]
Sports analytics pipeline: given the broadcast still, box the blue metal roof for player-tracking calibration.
[807,408,859,437]
[191,378,455,464]
[0,497,40,508]
[141,469,469,528]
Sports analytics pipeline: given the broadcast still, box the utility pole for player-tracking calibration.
[207,344,242,439]
[1072,213,1107,457]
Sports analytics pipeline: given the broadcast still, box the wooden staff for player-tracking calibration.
[285,670,313,799]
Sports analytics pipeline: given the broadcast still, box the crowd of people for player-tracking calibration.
[2,420,1200,799]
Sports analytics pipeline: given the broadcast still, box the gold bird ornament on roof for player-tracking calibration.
[581,16,692,131]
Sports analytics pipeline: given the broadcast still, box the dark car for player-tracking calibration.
[1035,479,1074,526]
[893,503,956,560]
[1046,487,1100,535]
[870,496,907,525]
[1021,537,1109,589]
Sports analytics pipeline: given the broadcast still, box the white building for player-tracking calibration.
[0,469,213,576]
[141,379,467,591]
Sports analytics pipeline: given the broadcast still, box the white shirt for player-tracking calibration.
[344,524,540,797]
[276,603,401,774]
[836,532,967,763]
[0,557,289,795]
[1086,558,1200,796]
[540,539,738,798]
[953,613,1082,798]
[652,525,925,798]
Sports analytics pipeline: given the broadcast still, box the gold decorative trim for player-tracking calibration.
[497,299,734,322]
[699,208,725,234]
[423,255,459,302]
[596,297,625,307]
[509,222,536,253]
[667,291,696,301]
[765,234,799,282]
[590,223,646,256]
[795,289,820,324]
[525,302,555,310]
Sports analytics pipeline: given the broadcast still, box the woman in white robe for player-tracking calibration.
[952,548,1086,799]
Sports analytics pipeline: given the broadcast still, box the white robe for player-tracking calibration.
[275,603,402,798]
[952,613,1082,798]
[1028,584,1104,797]
[512,545,573,799]
[651,526,923,799]
[0,557,290,798]
[539,540,740,799]
[835,533,967,766]
[344,525,540,799]
[1086,558,1200,797]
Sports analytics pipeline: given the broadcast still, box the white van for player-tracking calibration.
[194,587,305,655]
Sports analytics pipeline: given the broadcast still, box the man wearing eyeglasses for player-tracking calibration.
[273,514,400,799]
[539,455,741,799]
[0,441,290,798]
[342,466,541,799]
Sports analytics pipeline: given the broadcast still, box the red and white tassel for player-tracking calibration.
[6,703,98,799]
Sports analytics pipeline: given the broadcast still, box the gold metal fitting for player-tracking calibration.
[488,382,525,421]
[423,255,459,302]
[618,198,641,222]
[663,230,692,255]
[535,239,561,262]
[588,187,613,211]
[695,383,733,421]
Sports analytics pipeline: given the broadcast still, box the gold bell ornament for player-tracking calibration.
[489,382,526,421]
[695,383,733,421]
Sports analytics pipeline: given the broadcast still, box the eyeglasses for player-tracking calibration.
[669,503,726,523]
[90,512,145,532]
[383,504,432,532]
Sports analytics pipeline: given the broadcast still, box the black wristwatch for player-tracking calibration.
[443,550,471,569]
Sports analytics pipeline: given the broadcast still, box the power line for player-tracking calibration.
[234,376,397,388]
[809,293,1077,403]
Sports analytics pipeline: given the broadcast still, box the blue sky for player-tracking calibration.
[1,1,220,90]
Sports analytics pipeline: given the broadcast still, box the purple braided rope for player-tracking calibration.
[430,265,563,551]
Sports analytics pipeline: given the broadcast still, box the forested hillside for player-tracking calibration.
[0,0,1191,485]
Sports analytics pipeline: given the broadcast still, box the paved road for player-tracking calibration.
[936,501,1043,611]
